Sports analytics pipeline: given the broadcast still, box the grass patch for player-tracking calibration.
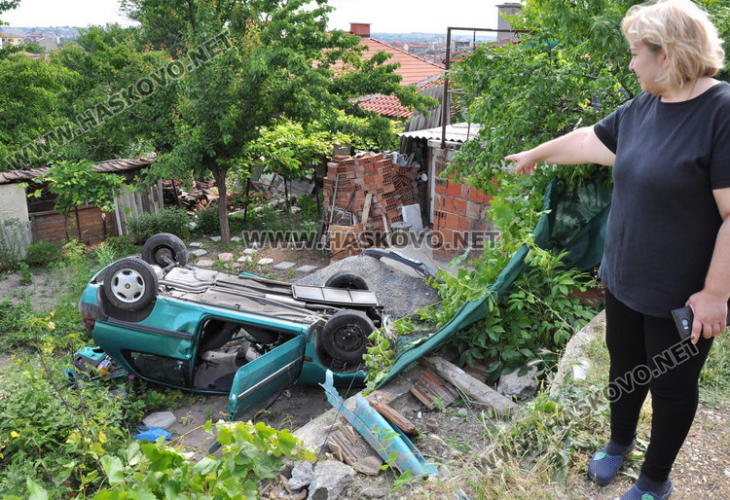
[699,331,730,409]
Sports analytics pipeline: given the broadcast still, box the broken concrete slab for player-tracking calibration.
[498,365,538,399]
[243,248,256,255]
[258,258,274,266]
[308,460,355,500]
[218,253,234,262]
[288,461,314,490]
[420,356,516,417]
[191,249,208,257]
[237,256,252,263]
[189,242,204,248]
[195,259,214,268]
[296,265,319,274]
[209,236,221,242]
[231,236,242,243]
[401,203,424,235]
[550,310,606,398]
[274,261,296,271]
[142,411,177,430]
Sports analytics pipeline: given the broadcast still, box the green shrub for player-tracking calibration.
[155,207,191,239]
[126,207,191,243]
[23,241,61,266]
[104,235,138,257]
[195,204,221,235]
[126,212,158,243]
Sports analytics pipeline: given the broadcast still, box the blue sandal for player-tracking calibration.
[620,480,673,500]
[587,441,634,486]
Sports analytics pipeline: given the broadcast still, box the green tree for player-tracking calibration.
[153,0,434,245]
[450,0,729,190]
[0,55,76,169]
[51,25,176,163]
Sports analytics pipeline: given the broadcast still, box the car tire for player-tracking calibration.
[324,272,369,290]
[102,257,158,312]
[141,233,188,267]
[321,309,374,365]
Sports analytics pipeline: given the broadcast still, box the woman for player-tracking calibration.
[505,1,728,499]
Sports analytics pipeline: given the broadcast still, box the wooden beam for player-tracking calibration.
[419,356,516,417]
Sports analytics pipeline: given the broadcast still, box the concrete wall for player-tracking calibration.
[0,184,32,258]
[0,184,30,223]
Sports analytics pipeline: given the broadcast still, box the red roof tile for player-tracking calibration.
[356,94,413,118]
[357,38,444,86]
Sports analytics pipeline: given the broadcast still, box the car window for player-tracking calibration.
[125,351,190,387]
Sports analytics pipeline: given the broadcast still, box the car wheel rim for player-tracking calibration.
[154,247,174,265]
[333,325,365,353]
[111,268,146,303]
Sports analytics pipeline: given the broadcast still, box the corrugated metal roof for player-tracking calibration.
[0,157,155,185]
[398,123,482,143]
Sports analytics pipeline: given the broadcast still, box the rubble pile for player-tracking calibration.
[162,179,219,211]
[323,152,421,233]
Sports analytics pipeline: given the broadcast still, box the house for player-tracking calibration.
[341,23,445,128]
[0,33,24,49]
[0,157,162,249]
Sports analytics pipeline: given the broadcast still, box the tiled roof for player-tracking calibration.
[0,157,155,184]
[356,94,413,119]
[357,38,444,86]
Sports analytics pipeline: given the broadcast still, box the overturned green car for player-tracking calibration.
[76,233,410,421]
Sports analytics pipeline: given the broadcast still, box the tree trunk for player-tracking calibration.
[210,161,230,246]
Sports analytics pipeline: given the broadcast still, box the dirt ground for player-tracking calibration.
[2,240,730,499]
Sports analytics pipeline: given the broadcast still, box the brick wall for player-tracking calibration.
[431,148,496,260]
[323,152,420,234]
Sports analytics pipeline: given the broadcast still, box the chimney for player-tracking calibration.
[496,3,523,43]
[349,23,371,38]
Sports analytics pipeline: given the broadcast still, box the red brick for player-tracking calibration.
[383,183,395,193]
[446,181,462,198]
[435,179,447,195]
[466,201,483,219]
[450,198,467,216]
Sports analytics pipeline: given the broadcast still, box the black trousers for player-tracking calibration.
[604,289,714,481]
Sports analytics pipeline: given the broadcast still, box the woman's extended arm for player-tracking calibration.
[686,187,730,343]
[504,125,616,174]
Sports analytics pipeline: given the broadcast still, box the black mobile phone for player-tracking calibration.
[671,306,730,340]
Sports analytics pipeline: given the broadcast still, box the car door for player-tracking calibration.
[227,333,306,421]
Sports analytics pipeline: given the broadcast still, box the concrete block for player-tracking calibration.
[196,259,214,268]
[191,249,208,257]
[243,248,256,255]
[498,365,539,399]
[189,242,204,248]
[257,258,274,266]
[296,265,319,274]
[274,261,295,271]
[210,236,221,242]
[142,411,177,430]
[238,256,252,263]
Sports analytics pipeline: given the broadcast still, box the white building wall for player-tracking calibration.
[0,184,33,257]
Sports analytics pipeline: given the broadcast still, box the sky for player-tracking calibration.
[2,0,508,33]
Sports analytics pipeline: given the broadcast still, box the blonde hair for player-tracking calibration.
[622,0,726,88]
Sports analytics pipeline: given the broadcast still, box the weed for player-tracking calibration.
[93,242,118,268]
[18,263,32,286]
[287,266,296,280]
[195,204,221,235]
[699,330,730,409]
[104,236,138,257]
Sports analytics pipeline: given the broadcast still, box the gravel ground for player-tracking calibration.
[295,253,441,319]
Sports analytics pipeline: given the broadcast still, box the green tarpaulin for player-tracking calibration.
[376,176,612,388]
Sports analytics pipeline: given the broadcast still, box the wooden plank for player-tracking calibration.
[360,193,373,226]
[420,356,516,416]
[410,369,459,410]
[369,401,417,435]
